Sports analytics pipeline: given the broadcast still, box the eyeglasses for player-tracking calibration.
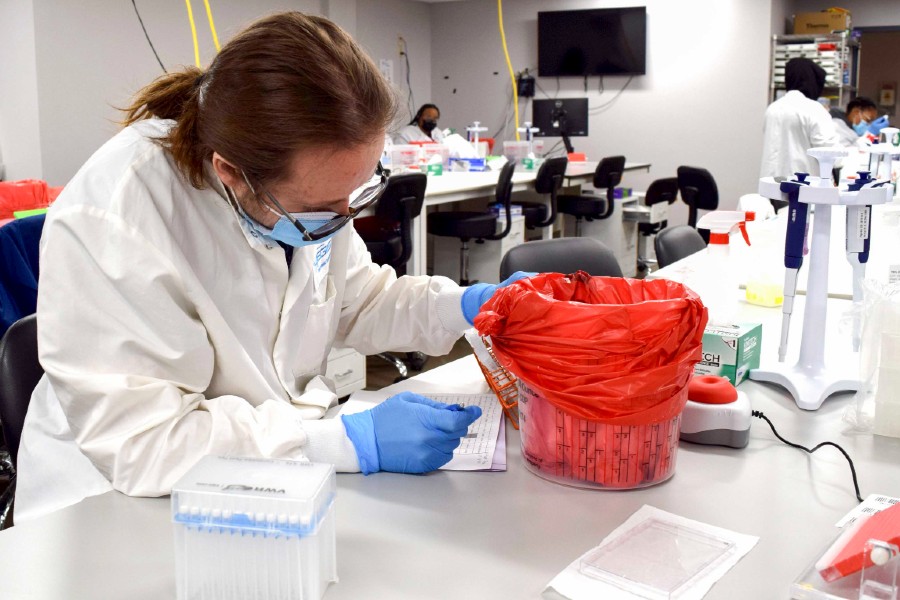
[247,162,390,242]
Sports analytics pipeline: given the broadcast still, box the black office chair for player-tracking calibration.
[677,166,718,242]
[557,155,626,237]
[500,237,623,280]
[654,225,707,269]
[428,159,517,285]
[356,172,427,277]
[636,177,679,274]
[0,314,42,529]
[355,173,429,380]
[515,157,568,229]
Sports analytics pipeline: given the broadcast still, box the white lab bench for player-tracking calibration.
[648,203,900,299]
[1,293,898,599]
[410,161,651,278]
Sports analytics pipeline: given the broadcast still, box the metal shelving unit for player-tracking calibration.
[770,32,860,108]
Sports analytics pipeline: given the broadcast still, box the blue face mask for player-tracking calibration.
[853,119,870,136]
[263,212,341,248]
[228,184,340,248]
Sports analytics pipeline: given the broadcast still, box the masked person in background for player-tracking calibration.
[16,12,528,521]
[831,96,881,147]
[394,103,444,144]
[760,57,840,180]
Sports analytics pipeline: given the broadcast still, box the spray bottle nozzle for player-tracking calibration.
[696,210,755,246]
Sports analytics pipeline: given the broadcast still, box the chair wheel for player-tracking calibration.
[406,352,429,371]
[393,375,409,384]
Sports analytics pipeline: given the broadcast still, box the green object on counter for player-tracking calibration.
[13,208,48,219]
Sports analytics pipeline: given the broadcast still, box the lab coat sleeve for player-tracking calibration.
[392,127,412,145]
[809,108,841,149]
[36,206,355,497]
[335,230,468,356]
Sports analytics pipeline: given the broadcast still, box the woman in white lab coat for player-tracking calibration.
[760,58,840,180]
[15,13,515,521]
[393,103,445,144]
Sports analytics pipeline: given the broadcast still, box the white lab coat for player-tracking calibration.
[16,119,469,521]
[760,90,840,179]
[833,117,862,147]
[393,124,444,145]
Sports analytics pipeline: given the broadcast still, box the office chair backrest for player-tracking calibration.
[676,166,718,228]
[374,172,427,222]
[488,159,518,240]
[0,214,45,339]
[372,172,427,268]
[654,225,707,269]
[500,238,623,280]
[593,155,626,191]
[529,156,568,229]
[0,314,42,467]
[644,177,679,206]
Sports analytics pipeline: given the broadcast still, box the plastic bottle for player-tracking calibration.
[692,211,755,326]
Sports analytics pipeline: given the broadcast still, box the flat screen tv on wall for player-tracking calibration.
[538,7,647,77]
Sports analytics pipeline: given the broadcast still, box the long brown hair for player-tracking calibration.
[121,12,396,188]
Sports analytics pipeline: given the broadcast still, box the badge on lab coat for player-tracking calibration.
[313,239,332,291]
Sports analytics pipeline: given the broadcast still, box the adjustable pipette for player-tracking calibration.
[466,121,488,157]
[779,173,811,363]
[845,171,891,351]
[516,122,540,156]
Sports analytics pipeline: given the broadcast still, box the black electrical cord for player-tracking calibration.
[589,76,634,113]
[752,410,864,503]
[399,38,414,118]
[130,0,167,73]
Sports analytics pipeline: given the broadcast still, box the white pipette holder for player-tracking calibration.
[752,153,893,410]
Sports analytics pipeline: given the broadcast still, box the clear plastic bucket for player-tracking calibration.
[517,379,684,489]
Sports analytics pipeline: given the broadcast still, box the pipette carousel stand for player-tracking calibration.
[751,148,894,410]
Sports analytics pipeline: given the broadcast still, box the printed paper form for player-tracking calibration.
[339,391,505,471]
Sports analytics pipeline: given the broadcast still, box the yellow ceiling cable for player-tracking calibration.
[203,0,221,52]
[185,0,221,69]
[497,0,520,141]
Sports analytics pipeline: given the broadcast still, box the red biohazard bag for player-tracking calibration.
[473,271,708,426]
[0,179,59,219]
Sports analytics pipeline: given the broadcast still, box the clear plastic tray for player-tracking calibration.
[579,517,736,600]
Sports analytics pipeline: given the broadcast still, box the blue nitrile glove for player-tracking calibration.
[868,115,890,136]
[460,271,535,326]
[341,391,482,474]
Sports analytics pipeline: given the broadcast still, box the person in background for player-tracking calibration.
[760,58,840,180]
[16,12,528,521]
[831,96,878,147]
[393,103,444,144]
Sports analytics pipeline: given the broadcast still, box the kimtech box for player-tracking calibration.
[694,323,762,386]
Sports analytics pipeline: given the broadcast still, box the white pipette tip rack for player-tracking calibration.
[171,456,337,600]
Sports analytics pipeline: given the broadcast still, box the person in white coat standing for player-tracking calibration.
[760,58,840,180]
[15,12,525,521]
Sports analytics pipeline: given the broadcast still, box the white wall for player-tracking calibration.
[356,0,433,132]
[28,0,323,186]
[430,0,774,220]
[0,0,42,181]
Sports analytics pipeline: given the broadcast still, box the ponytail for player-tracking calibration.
[118,12,396,191]
[120,67,210,188]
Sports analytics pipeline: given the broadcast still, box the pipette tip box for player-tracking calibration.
[171,456,337,600]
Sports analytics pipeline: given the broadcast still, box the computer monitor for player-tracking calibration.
[531,98,589,138]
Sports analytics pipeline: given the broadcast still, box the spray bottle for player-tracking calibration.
[694,210,755,326]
